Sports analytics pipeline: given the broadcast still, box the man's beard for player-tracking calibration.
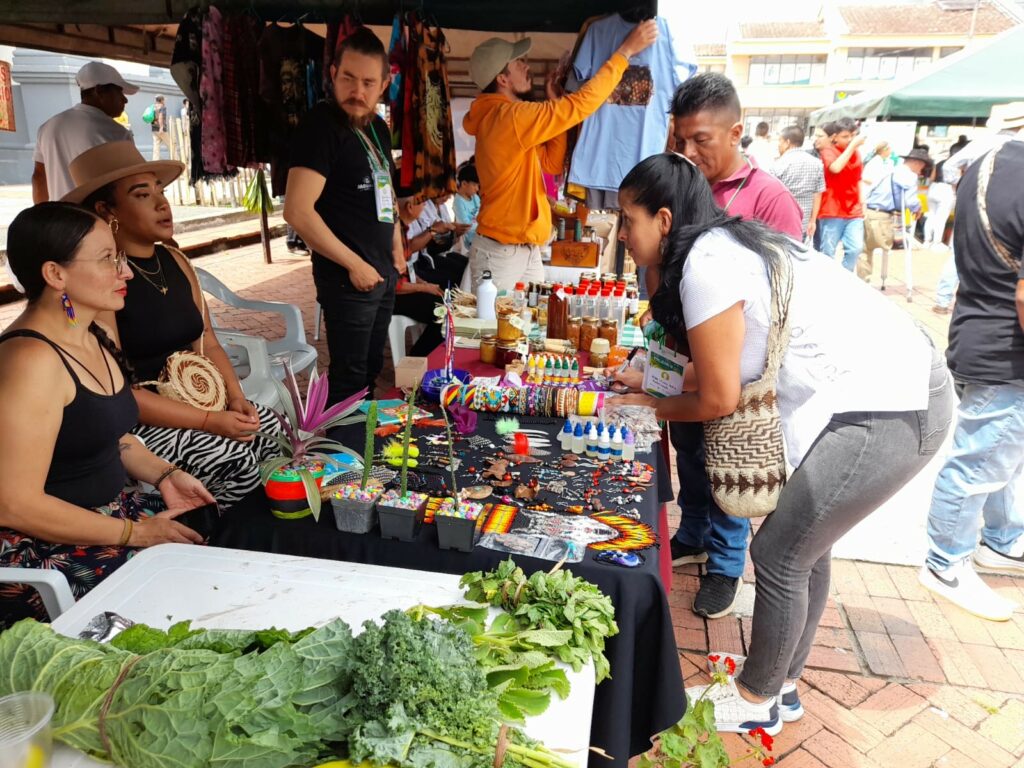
[341,99,374,126]
[514,85,537,102]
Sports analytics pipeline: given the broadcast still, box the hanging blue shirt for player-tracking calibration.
[568,15,696,192]
[453,192,481,248]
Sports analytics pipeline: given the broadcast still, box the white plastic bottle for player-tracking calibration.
[610,426,623,461]
[598,428,611,461]
[572,422,586,454]
[622,429,636,462]
[585,423,599,458]
[476,270,498,320]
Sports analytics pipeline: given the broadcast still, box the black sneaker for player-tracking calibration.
[286,242,310,255]
[671,539,709,566]
[693,574,742,619]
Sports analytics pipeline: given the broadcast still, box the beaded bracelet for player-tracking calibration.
[154,464,181,486]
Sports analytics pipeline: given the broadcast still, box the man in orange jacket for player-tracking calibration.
[463,20,658,292]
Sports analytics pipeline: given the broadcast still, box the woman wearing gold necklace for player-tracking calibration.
[63,141,281,511]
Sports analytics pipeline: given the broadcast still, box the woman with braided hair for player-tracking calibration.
[0,202,210,627]
[63,141,282,510]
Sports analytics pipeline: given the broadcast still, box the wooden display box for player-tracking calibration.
[550,239,600,268]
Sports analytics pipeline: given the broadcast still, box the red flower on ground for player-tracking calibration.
[748,727,774,751]
[762,758,775,766]
[708,654,721,664]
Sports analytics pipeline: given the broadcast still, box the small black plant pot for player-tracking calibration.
[435,515,478,552]
[377,491,428,542]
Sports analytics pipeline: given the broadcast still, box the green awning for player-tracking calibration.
[0,0,656,32]
[811,25,1024,125]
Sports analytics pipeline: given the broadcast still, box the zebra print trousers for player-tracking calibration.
[132,403,282,509]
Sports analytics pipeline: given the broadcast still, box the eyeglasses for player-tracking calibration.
[75,251,129,273]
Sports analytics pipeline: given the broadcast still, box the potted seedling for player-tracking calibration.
[259,367,366,521]
[331,401,383,533]
[377,387,429,541]
[434,407,482,552]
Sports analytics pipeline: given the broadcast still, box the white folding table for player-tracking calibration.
[50,544,595,768]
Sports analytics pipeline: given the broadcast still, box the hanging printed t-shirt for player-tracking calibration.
[568,14,696,192]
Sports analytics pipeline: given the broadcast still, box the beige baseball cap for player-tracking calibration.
[469,37,532,90]
[75,61,139,94]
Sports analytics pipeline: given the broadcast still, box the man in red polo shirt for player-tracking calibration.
[655,72,801,620]
[817,118,865,272]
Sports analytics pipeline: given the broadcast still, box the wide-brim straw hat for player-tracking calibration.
[62,140,185,204]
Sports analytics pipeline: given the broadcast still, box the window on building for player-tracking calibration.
[845,47,935,80]
[743,109,814,138]
[698,63,726,74]
[747,55,828,85]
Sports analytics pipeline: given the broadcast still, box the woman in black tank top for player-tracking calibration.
[0,203,210,628]
[67,141,283,510]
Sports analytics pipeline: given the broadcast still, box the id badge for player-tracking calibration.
[373,170,395,223]
[642,341,689,398]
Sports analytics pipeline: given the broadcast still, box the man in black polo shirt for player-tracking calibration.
[920,138,1024,622]
[285,27,404,404]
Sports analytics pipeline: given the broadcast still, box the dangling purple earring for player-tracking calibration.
[60,292,78,326]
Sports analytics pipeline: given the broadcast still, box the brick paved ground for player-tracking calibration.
[2,233,1022,766]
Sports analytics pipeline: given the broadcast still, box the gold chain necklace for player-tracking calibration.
[126,252,168,295]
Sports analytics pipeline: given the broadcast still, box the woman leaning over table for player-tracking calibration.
[0,203,208,628]
[62,141,281,510]
[611,153,952,736]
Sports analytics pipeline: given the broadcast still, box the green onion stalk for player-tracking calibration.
[420,729,578,768]
[361,401,379,490]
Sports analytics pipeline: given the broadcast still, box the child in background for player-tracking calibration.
[453,165,481,251]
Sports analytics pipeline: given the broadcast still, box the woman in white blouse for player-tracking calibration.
[613,152,952,736]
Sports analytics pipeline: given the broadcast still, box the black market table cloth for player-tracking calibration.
[217,414,684,767]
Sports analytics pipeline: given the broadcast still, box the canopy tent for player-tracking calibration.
[810,24,1024,125]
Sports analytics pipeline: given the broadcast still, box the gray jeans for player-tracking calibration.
[738,348,953,697]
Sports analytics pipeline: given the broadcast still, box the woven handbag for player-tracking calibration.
[138,248,228,412]
[703,247,794,518]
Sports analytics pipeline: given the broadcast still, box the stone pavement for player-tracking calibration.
[1,233,1021,766]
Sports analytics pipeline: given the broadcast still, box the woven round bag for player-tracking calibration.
[154,350,227,411]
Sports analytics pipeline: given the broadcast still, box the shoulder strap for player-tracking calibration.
[762,245,794,385]
[163,244,209,356]
[0,328,82,384]
[976,149,1022,274]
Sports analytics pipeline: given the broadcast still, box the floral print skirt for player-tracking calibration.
[0,492,163,628]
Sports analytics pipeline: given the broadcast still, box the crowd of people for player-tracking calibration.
[0,22,1022,749]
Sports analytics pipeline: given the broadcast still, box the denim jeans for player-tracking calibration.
[925,381,1024,571]
[313,263,396,405]
[935,252,959,308]
[738,348,952,697]
[670,421,749,579]
[818,217,865,272]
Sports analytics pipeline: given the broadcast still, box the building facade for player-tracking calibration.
[697,0,1018,136]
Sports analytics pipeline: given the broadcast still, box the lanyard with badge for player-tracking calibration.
[353,123,395,224]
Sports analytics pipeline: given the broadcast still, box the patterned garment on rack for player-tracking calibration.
[388,14,409,151]
[170,7,206,183]
[200,5,230,175]
[0,492,159,629]
[407,19,457,199]
[222,14,264,168]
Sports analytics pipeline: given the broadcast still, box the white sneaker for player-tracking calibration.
[686,676,782,735]
[918,560,1018,621]
[705,653,803,722]
[974,541,1024,575]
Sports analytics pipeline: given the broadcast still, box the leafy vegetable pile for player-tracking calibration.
[460,560,619,682]
[0,611,578,768]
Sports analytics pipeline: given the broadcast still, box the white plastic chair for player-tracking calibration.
[195,268,318,378]
[0,568,75,619]
[215,330,280,409]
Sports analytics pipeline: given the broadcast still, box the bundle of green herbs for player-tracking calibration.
[459,559,619,683]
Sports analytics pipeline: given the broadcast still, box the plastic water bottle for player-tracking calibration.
[477,270,497,320]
